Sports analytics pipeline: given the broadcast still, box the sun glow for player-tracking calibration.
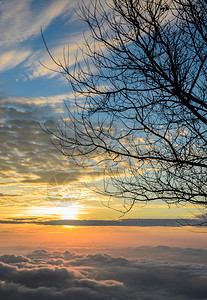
[60,205,80,220]
[29,204,80,220]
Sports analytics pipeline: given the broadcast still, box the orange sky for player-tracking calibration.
[0,224,206,255]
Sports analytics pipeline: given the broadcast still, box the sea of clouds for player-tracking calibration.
[0,246,207,299]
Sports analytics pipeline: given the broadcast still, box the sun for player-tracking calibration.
[58,205,80,220]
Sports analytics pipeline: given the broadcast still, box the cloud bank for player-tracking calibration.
[0,218,205,227]
[0,247,207,299]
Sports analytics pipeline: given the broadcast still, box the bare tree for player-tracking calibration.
[44,0,207,214]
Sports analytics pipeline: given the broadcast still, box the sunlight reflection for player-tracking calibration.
[63,225,74,229]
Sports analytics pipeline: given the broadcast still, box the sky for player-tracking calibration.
[1,0,206,225]
[0,1,207,298]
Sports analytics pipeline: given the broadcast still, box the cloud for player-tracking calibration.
[0,0,83,73]
[0,247,207,299]
[0,254,30,264]
[0,94,206,220]
[0,93,108,206]
[0,0,73,47]
[0,94,99,184]
[38,218,207,227]
[0,94,106,218]
[0,93,73,106]
[0,218,205,228]
[0,49,31,72]
[24,32,87,80]
[0,96,83,187]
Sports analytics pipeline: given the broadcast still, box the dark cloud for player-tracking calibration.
[0,247,207,299]
[0,254,30,264]
[111,246,207,264]
[39,218,205,227]
[0,218,205,227]
[0,193,20,197]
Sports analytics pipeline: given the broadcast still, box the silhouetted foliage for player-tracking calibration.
[44,0,207,214]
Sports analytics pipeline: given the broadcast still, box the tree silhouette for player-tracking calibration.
[44,0,207,214]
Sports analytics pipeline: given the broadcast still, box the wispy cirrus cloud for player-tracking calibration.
[24,32,87,80]
[0,0,74,47]
[0,0,81,73]
[0,0,103,80]
[0,49,31,72]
